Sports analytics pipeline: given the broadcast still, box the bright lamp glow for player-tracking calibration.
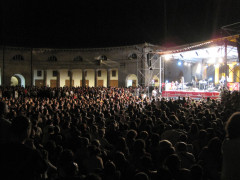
[165,54,171,60]
[178,61,182,66]
[218,57,223,63]
[196,63,201,74]
[207,58,216,64]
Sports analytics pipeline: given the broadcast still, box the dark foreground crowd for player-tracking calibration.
[1,86,240,180]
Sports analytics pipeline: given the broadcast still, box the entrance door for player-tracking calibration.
[97,80,104,87]
[65,80,74,87]
[80,80,89,87]
[50,80,57,88]
[132,80,137,87]
[110,80,118,87]
[35,80,44,87]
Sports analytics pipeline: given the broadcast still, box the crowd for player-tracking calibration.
[0,86,240,180]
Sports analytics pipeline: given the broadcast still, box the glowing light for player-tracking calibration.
[178,61,182,66]
[184,62,187,66]
[207,58,216,64]
[218,58,223,63]
[196,63,201,74]
[165,54,171,60]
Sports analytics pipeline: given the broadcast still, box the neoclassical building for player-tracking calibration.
[0,43,162,88]
[1,35,239,90]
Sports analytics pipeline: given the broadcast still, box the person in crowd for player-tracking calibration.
[0,101,11,144]
[221,112,240,180]
[0,115,48,180]
[0,85,236,180]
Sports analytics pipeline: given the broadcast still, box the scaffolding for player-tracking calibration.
[136,45,164,96]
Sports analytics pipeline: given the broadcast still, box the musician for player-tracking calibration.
[171,81,175,90]
[220,76,225,84]
[175,81,179,90]
[179,76,184,90]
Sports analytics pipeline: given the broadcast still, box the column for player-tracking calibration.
[215,65,219,84]
[82,69,85,87]
[229,63,235,82]
[57,71,60,88]
[107,69,111,87]
[69,70,73,87]
[95,69,98,87]
[203,66,207,80]
[44,70,47,86]
[224,39,228,87]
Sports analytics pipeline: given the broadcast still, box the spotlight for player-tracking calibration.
[218,58,223,63]
[177,61,182,66]
[164,55,171,60]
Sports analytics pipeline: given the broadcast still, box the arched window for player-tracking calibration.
[12,54,24,61]
[100,55,107,61]
[129,53,138,60]
[73,56,83,62]
[47,56,58,62]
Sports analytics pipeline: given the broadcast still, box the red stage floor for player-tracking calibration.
[162,90,220,99]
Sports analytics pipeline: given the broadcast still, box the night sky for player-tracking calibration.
[1,0,240,48]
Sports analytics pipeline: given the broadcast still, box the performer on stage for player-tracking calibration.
[171,81,175,90]
[219,76,226,89]
[175,81,179,90]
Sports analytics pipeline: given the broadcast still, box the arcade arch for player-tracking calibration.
[126,74,138,87]
[10,74,25,87]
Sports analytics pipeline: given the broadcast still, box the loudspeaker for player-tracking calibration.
[147,53,151,67]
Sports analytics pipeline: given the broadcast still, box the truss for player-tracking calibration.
[136,49,164,93]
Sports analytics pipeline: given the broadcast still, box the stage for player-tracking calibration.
[161,90,220,99]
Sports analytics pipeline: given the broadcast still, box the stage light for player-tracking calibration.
[196,63,201,74]
[209,77,213,81]
[166,80,169,83]
[164,54,171,60]
[207,58,216,64]
[177,61,182,66]
[218,58,223,63]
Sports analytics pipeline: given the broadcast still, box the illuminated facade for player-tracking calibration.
[0,35,239,89]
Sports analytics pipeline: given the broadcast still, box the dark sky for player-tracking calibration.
[1,0,240,48]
